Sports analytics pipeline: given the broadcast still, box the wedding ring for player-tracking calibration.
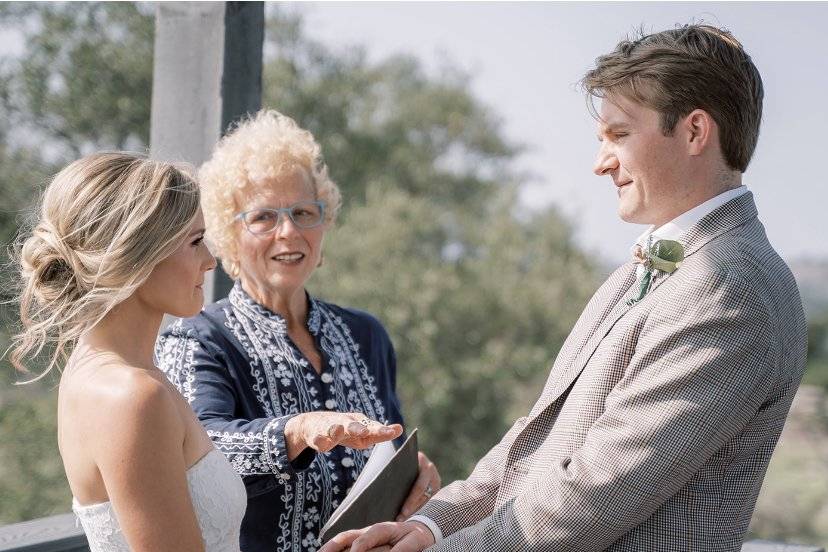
[423,483,433,498]
[359,418,373,427]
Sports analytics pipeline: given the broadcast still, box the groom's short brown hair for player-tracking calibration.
[582,24,763,172]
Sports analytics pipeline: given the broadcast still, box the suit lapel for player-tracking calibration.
[528,192,761,419]
[546,278,635,405]
[529,263,637,416]
[561,193,759,390]
[578,263,638,344]
[646,268,670,295]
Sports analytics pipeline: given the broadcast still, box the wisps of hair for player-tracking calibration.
[8,152,200,383]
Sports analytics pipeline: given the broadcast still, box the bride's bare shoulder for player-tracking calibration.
[61,356,183,447]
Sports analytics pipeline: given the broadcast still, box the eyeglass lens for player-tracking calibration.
[242,202,323,233]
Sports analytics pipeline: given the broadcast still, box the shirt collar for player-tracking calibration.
[633,185,748,250]
[230,281,323,337]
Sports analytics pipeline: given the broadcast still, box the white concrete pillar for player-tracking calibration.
[149,2,264,307]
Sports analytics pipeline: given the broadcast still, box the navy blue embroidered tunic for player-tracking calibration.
[155,283,404,552]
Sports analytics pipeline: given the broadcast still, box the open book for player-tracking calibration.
[319,429,419,544]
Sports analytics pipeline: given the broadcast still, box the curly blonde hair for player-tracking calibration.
[199,109,342,279]
[11,152,200,381]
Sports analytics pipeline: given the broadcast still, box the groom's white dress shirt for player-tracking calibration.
[632,185,748,278]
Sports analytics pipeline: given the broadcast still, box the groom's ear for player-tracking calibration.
[682,109,716,157]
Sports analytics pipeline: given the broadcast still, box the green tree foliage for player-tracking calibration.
[749,384,828,547]
[261,10,598,477]
[0,385,68,522]
[0,1,152,291]
[0,2,153,158]
[311,187,596,477]
[263,12,515,212]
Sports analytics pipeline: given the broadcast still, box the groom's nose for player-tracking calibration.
[593,144,618,176]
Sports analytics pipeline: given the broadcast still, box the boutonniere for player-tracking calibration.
[626,238,685,306]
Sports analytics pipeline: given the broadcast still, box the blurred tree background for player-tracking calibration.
[0,3,826,547]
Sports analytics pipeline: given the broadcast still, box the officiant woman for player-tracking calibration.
[156,109,441,552]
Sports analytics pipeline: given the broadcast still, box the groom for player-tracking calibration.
[322,24,807,552]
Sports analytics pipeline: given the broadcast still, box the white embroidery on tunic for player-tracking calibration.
[317,308,386,423]
[214,286,387,551]
[156,320,198,404]
[206,418,287,475]
[156,288,395,552]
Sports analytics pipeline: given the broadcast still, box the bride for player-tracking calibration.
[12,152,242,551]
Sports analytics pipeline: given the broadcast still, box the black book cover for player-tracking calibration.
[319,429,419,544]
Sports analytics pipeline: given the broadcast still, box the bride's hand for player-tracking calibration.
[284,412,403,460]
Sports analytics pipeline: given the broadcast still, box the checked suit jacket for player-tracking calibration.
[417,192,807,551]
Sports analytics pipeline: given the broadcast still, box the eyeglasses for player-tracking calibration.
[235,201,326,234]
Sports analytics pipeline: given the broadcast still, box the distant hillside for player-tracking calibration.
[790,259,828,316]
[750,383,828,547]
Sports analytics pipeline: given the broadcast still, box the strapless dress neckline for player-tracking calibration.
[73,449,246,552]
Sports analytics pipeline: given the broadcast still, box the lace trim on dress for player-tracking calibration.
[73,450,246,552]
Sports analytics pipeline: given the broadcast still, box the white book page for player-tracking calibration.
[334,440,396,515]
[320,430,418,541]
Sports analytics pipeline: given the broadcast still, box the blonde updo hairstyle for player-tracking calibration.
[12,152,201,380]
[199,109,341,279]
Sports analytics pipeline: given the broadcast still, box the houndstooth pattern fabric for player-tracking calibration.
[418,192,808,551]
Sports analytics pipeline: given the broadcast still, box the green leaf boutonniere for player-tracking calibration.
[626,238,685,306]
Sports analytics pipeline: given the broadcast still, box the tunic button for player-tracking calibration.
[325,399,337,409]
[321,373,334,383]
[341,457,354,468]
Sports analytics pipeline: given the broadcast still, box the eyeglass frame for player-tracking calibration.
[234,200,327,234]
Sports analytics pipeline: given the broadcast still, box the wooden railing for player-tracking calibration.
[0,513,823,552]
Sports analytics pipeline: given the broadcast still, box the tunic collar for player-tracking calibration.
[229,281,323,337]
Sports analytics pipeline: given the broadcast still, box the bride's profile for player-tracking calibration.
[12,152,246,551]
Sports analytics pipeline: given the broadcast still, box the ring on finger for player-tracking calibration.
[423,483,433,498]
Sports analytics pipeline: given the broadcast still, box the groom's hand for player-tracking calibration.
[319,521,435,552]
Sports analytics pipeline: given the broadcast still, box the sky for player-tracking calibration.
[295,2,827,265]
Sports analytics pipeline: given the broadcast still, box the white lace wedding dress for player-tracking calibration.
[73,449,247,551]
